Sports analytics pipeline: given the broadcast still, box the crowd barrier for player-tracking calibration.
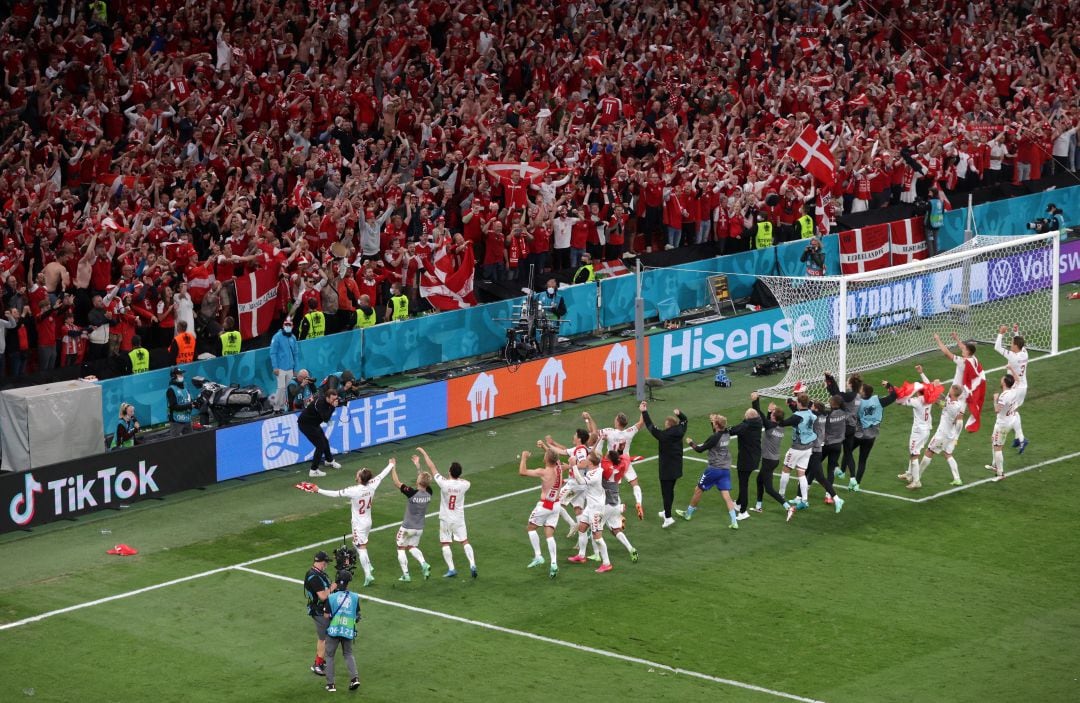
[96,186,1079,427]
[1,430,216,533]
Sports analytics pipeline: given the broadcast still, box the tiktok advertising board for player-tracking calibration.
[1,431,217,533]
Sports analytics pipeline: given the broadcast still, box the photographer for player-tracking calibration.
[323,569,361,693]
[110,403,140,450]
[800,237,826,276]
[298,387,342,478]
[287,369,316,410]
[1029,204,1066,235]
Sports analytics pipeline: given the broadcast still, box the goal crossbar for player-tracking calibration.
[806,231,1059,283]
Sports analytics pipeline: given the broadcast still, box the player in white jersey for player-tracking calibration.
[540,429,591,536]
[566,452,613,572]
[519,448,563,579]
[986,371,1022,481]
[414,447,476,579]
[582,410,646,520]
[911,365,967,488]
[894,376,938,484]
[306,459,396,587]
[995,324,1030,453]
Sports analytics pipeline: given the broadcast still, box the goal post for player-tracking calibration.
[751,231,1060,400]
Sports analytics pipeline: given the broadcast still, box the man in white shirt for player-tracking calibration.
[414,447,476,579]
[986,374,1022,481]
[994,325,1029,453]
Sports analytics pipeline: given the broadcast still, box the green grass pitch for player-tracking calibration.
[2,293,1080,703]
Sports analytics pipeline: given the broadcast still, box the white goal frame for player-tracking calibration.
[760,230,1060,396]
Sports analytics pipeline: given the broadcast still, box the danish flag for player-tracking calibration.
[420,244,478,311]
[788,126,837,189]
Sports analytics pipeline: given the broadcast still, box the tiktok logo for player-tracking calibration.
[8,473,43,527]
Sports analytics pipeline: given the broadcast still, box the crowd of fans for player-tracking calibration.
[0,0,1077,387]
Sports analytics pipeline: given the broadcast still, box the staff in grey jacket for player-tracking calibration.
[675,414,740,530]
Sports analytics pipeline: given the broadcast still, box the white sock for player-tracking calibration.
[615,531,634,553]
[463,543,476,569]
[755,501,762,510]
[947,457,960,482]
[558,506,576,528]
[441,545,455,571]
[779,472,791,497]
[993,449,1004,472]
[396,550,409,575]
[358,549,372,579]
[632,484,643,506]
[909,458,919,477]
[528,530,542,558]
[595,537,610,566]
[1014,415,1025,442]
[409,547,426,565]
[576,530,589,556]
[546,536,558,563]
[797,475,808,501]
[919,456,931,475]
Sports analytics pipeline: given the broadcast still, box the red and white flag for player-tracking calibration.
[847,93,871,109]
[585,52,605,73]
[234,268,280,339]
[798,37,819,56]
[838,223,891,274]
[593,259,630,278]
[962,356,986,432]
[420,245,478,311]
[787,126,836,188]
[889,217,928,266]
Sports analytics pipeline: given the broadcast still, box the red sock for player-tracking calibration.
[316,656,325,665]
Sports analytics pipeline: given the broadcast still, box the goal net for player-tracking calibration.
[753,231,1060,400]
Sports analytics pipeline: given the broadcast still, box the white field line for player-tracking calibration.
[234,564,826,703]
[914,450,1080,503]
[0,455,662,631]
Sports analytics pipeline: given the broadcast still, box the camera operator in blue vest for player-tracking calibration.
[166,367,193,436]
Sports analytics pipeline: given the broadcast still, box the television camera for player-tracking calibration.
[497,265,564,365]
[334,536,359,573]
[191,376,273,426]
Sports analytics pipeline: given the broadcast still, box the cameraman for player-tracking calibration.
[304,550,336,677]
[800,237,826,276]
[166,367,194,436]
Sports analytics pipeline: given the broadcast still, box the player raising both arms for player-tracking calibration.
[567,453,613,573]
[519,448,563,578]
[540,429,591,536]
[413,447,476,579]
[390,464,433,583]
[776,393,817,522]
[994,325,1029,453]
[915,365,967,487]
[582,410,646,519]
[305,459,396,587]
[677,414,740,530]
[986,371,1022,481]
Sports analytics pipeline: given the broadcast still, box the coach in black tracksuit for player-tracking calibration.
[727,403,764,515]
[641,401,687,524]
[298,388,341,475]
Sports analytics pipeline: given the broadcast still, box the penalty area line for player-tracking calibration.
[234,564,827,703]
[915,450,1080,503]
